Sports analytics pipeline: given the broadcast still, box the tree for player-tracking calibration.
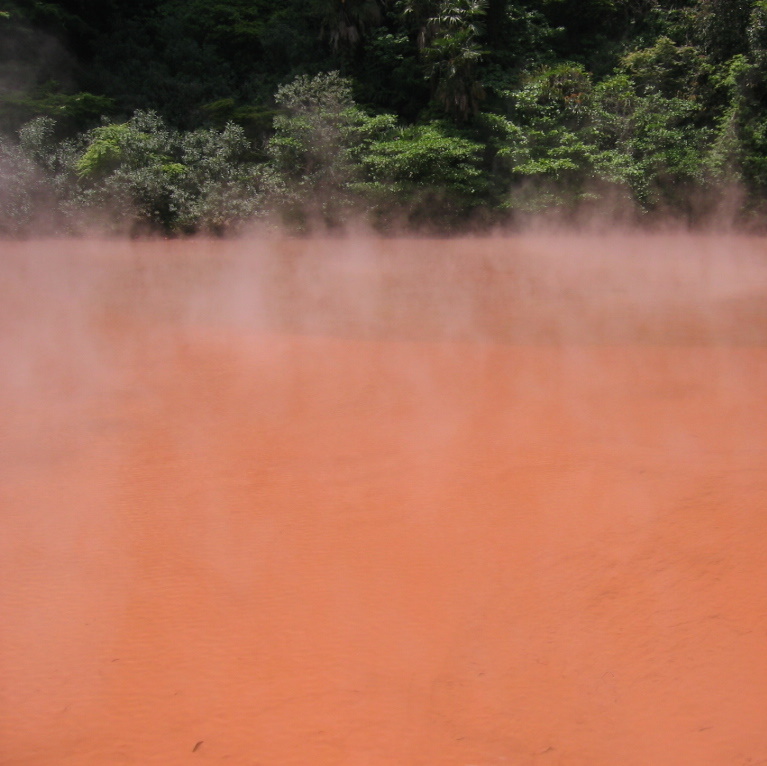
[319,0,385,50]
[401,0,488,121]
[361,119,487,226]
[0,124,56,235]
[266,71,396,227]
[621,36,711,99]
[697,0,755,62]
[75,111,264,233]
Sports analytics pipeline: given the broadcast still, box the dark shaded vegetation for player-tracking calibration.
[1,0,766,234]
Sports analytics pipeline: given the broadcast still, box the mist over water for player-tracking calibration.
[2,233,767,766]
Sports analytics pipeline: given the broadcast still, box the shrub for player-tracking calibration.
[361,120,487,227]
[75,111,265,233]
[266,71,397,228]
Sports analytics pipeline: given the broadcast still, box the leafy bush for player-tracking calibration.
[266,71,397,228]
[0,134,52,235]
[0,116,81,235]
[361,119,487,227]
[75,111,265,233]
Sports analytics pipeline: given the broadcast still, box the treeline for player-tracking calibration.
[1,0,766,234]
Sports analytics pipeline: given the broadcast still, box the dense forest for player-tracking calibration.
[1,0,766,234]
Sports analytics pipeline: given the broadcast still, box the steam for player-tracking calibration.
[2,233,767,764]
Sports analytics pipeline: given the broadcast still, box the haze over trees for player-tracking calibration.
[1,0,766,233]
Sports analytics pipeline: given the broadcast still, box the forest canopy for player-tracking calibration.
[1,0,766,233]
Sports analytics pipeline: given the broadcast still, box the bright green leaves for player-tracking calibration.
[76,124,132,178]
[266,71,488,228]
[489,58,714,214]
[363,121,484,191]
[71,111,264,233]
[359,120,488,226]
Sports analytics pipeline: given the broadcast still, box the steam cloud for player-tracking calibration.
[2,233,767,764]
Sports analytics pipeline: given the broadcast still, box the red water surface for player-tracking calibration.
[2,235,767,765]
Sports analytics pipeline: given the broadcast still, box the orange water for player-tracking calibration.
[2,236,767,765]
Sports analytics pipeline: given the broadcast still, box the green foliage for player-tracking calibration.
[749,0,767,70]
[697,0,755,62]
[200,98,277,141]
[76,123,131,178]
[361,120,487,226]
[511,63,593,126]
[488,58,715,216]
[0,133,53,235]
[363,121,484,189]
[158,0,270,54]
[0,88,115,132]
[491,64,598,211]
[267,71,397,227]
[355,25,427,119]
[2,0,767,230]
[621,37,711,98]
[72,111,265,233]
[534,0,650,73]
[481,1,561,81]
[706,49,767,204]
[401,0,488,121]
[18,116,58,168]
[0,114,81,234]
[589,71,712,211]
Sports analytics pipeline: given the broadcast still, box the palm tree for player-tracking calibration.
[319,0,386,51]
[401,0,488,121]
